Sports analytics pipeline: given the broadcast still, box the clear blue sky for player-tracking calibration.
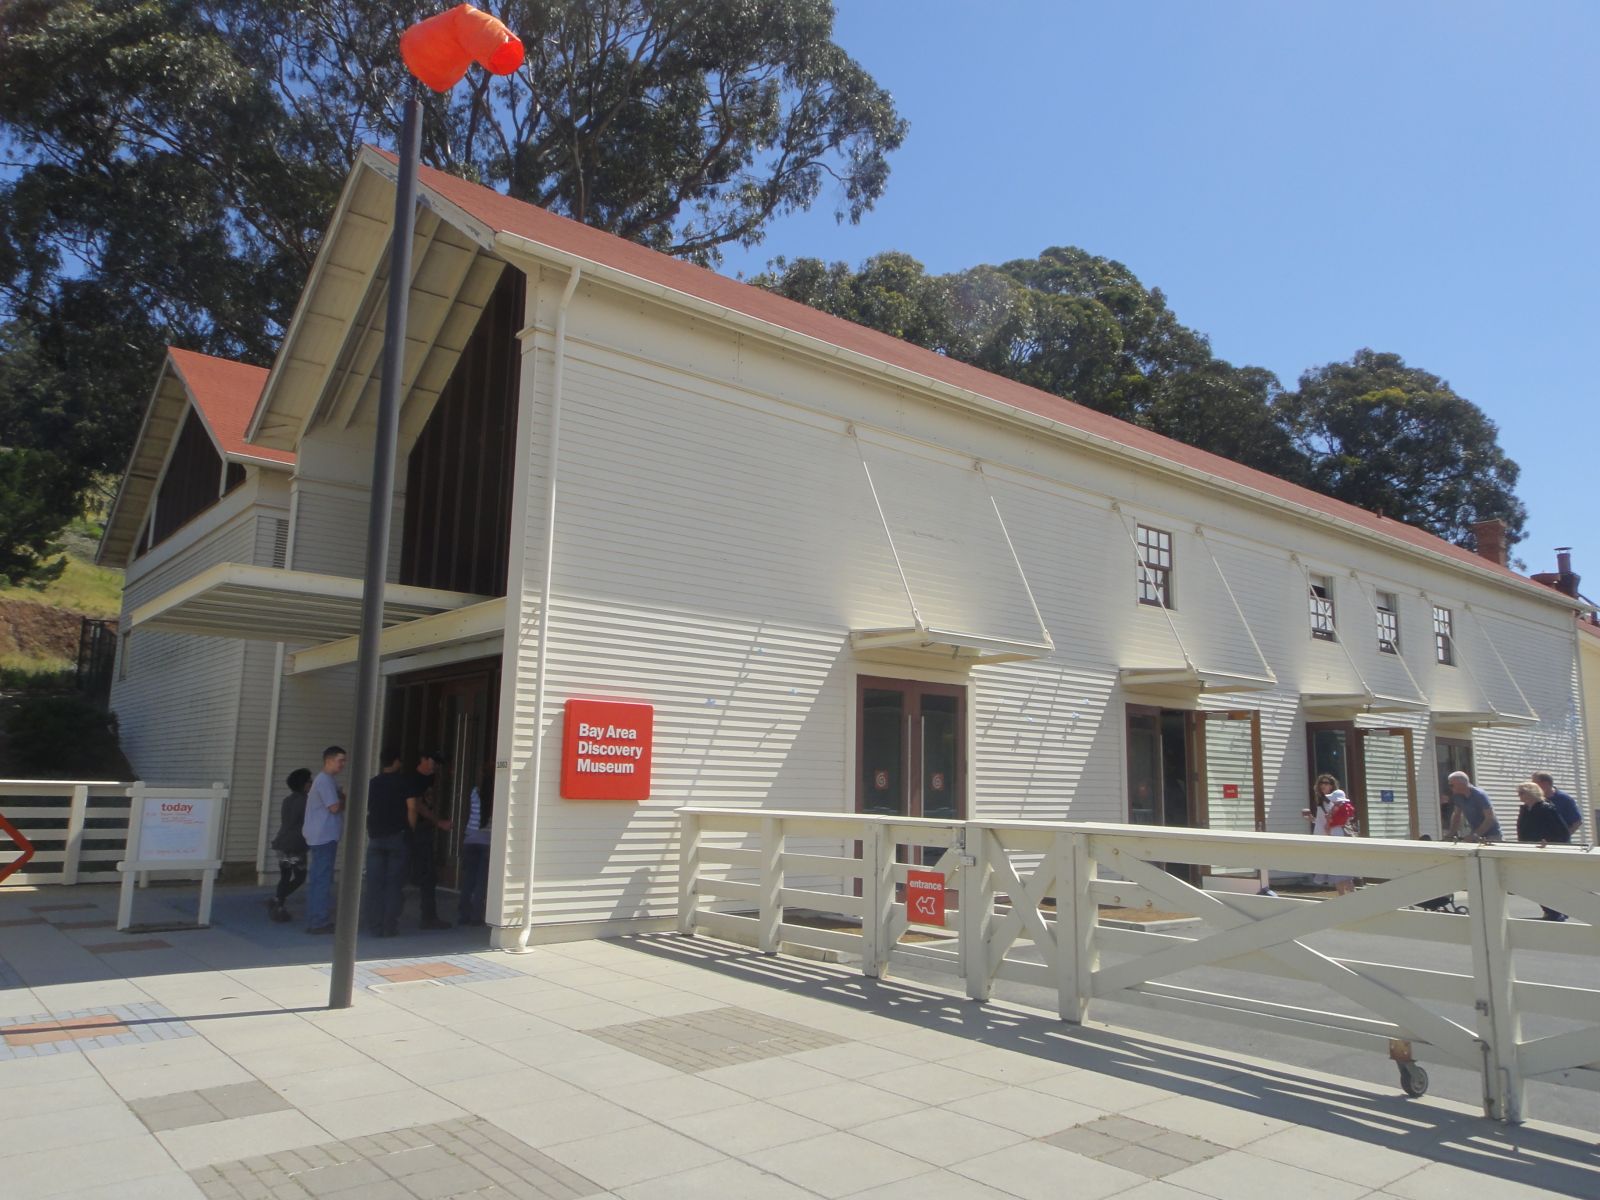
[720,1,1597,591]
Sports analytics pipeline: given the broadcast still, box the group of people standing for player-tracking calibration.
[1305,767,1582,919]
[267,745,494,935]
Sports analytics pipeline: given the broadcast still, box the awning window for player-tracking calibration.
[850,434,1052,664]
[1429,603,1539,727]
[1117,515,1275,695]
[130,562,488,645]
[1299,569,1430,715]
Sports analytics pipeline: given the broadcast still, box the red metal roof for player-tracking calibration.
[398,154,1546,596]
[167,348,293,466]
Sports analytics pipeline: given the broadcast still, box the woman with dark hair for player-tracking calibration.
[458,767,494,927]
[1302,773,1356,896]
[268,768,313,922]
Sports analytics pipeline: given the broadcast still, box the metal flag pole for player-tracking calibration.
[329,95,421,1010]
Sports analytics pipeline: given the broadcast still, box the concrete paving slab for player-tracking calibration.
[2,886,1597,1200]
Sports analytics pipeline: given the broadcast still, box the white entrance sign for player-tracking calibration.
[116,782,228,931]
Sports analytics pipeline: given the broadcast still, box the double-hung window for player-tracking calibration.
[1136,525,1173,608]
[1308,573,1337,641]
[1433,605,1455,665]
[1375,590,1400,655]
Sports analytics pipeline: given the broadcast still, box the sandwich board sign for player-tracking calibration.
[116,782,227,931]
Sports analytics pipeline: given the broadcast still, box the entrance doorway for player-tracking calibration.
[1305,721,1420,839]
[856,677,964,822]
[1434,737,1475,834]
[383,657,500,887]
[1127,707,1195,829]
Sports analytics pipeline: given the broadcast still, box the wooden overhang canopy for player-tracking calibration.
[129,562,487,645]
[246,149,510,455]
[848,435,1054,665]
[1116,515,1276,697]
[1428,604,1540,728]
[1299,569,1431,716]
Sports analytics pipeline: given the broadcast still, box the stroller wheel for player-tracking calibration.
[1399,1062,1429,1098]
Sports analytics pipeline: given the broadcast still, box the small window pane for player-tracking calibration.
[1135,525,1173,608]
[1376,591,1399,654]
[1433,605,1455,666]
[1309,574,1337,641]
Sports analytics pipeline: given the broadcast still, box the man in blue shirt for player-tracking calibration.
[1531,771,1582,841]
[1446,771,1502,841]
[302,745,348,934]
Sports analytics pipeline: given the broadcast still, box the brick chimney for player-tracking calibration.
[1532,548,1582,600]
[1554,547,1580,599]
[1469,518,1508,567]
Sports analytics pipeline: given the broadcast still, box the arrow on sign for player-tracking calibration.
[0,813,36,884]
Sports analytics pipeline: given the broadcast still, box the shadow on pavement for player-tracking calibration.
[621,931,1600,1200]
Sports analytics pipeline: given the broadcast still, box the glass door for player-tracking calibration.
[1434,737,1475,834]
[1306,721,1358,828]
[1358,728,1418,839]
[1197,710,1264,833]
[856,677,966,822]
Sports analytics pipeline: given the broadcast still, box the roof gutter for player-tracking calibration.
[492,229,1577,617]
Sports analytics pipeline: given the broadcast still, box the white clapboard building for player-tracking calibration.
[99,150,1590,940]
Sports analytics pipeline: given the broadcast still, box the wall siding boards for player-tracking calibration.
[489,279,1585,934]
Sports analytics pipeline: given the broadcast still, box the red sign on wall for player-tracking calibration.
[1221,784,1240,800]
[906,870,946,927]
[560,699,653,801]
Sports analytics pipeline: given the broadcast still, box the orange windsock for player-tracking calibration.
[401,5,525,92]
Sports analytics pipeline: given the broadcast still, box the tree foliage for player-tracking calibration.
[758,255,1528,550]
[756,248,1309,481]
[0,0,906,567]
[1279,349,1526,549]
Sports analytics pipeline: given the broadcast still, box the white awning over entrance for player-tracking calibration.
[129,562,488,645]
[1116,517,1276,697]
[849,433,1053,665]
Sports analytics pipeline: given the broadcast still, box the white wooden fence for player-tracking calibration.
[677,807,1600,1124]
[0,779,134,885]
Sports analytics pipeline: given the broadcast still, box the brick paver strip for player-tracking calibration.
[0,1002,196,1061]
[191,1117,603,1199]
[586,1005,846,1072]
[2,1014,128,1046]
[320,953,521,992]
[82,937,172,953]
[373,962,472,984]
[29,902,97,912]
[0,915,47,927]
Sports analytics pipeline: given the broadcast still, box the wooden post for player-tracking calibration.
[1467,850,1523,1122]
[1056,830,1096,1023]
[676,810,699,936]
[62,784,88,885]
[961,827,993,1002]
[757,816,783,954]
[861,822,895,979]
[116,782,145,931]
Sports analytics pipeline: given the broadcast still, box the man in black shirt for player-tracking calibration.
[1516,781,1572,921]
[409,750,453,930]
[364,748,424,937]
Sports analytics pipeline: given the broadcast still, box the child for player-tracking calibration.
[268,768,313,923]
[1301,773,1356,896]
